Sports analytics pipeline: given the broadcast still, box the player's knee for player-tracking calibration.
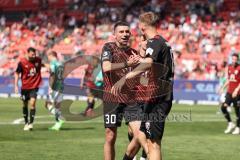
[129,122,141,136]
[105,128,117,145]
[148,140,161,151]
[223,103,228,108]
[29,101,36,109]
[221,104,227,113]
[23,101,28,108]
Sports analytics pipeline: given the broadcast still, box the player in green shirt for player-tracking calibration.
[45,51,64,131]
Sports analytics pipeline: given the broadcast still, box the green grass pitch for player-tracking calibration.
[0,98,239,160]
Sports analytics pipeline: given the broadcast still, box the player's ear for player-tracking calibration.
[113,31,117,38]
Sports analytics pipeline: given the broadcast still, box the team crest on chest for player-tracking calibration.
[234,70,238,75]
[145,121,150,130]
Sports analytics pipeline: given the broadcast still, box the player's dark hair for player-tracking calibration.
[27,47,36,53]
[139,11,159,27]
[48,51,58,58]
[232,53,239,60]
[113,21,129,31]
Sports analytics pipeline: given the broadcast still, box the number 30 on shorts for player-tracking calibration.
[105,114,116,124]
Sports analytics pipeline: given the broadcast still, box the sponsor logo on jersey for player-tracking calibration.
[146,47,154,56]
[103,51,109,57]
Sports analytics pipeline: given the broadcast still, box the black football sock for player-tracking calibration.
[30,109,36,124]
[238,107,240,127]
[237,117,240,127]
[128,132,133,142]
[141,149,147,158]
[221,105,231,122]
[236,106,240,127]
[87,98,95,109]
[123,153,133,160]
[23,106,28,124]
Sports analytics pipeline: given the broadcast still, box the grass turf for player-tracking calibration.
[0,98,239,160]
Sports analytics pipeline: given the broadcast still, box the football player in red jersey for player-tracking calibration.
[219,53,240,134]
[80,58,99,117]
[14,47,42,131]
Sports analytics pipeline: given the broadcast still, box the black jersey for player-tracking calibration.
[144,35,174,102]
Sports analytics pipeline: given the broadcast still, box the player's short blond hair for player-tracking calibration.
[139,12,159,27]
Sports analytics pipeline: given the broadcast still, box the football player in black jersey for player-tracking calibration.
[111,12,174,160]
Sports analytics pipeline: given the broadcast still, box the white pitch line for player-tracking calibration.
[12,115,53,124]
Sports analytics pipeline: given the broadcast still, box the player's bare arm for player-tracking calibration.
[219,79,229,94]
[14,72,20,94]
[80,69,86,89]
[102,54,139,73]
[232,84,240,98]
[111,57,153,95]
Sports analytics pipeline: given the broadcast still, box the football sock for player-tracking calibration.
[239,111,240,127]
[235,106,240,127]
[128,132,133,142]
[221,105,231,122]
[47,104,56,115]
[87,98,95,109]
[23,106,28,124]
[123,153,133,160]
[141,149,147,158]
[30,108,36,124]
[55,108,62,122]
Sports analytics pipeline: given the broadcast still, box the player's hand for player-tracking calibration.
[111,78,126,96]
[218,88,223,95]
[127,51,140,66]
[232,89,239,98]
[14,86,19,94]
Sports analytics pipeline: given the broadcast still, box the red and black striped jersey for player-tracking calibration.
[101,42,137,103]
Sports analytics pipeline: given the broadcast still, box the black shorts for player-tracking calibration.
[140,100,172,141]
[224,93,240,107]
[103,102,143,128]
[21,88,38,102]
[125,103,144,125]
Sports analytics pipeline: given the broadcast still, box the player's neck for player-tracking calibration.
[146,28,158,39]
[25,55,29,61]
[115,41,128,49]
[52,57,57,61]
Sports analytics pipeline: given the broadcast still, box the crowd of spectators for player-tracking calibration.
[0,10,64,76]
[0,0,239,80]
